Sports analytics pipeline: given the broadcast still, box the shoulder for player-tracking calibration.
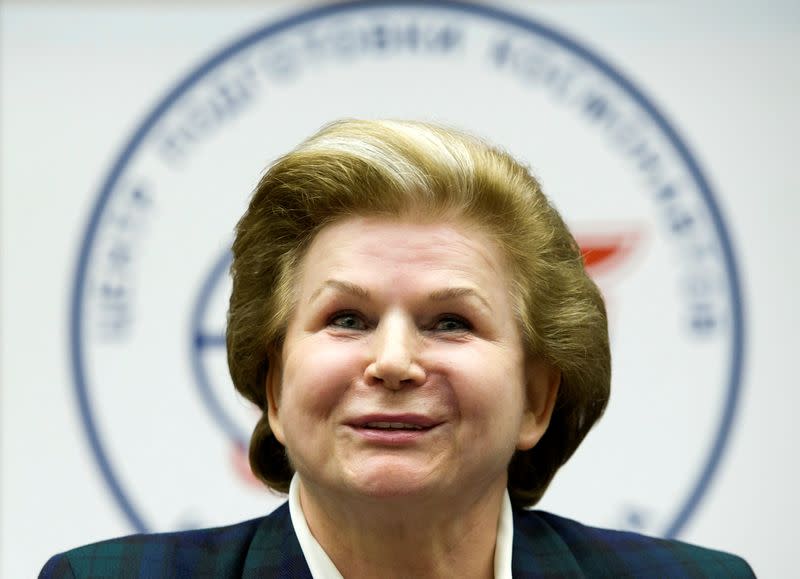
[39,505,293,579]
[513,509,755,578]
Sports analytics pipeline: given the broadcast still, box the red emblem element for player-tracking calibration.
[576,229,642,278]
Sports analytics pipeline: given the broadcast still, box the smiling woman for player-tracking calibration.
[230,120,611,515]
[271,217,546,518]
[39,120,753,578]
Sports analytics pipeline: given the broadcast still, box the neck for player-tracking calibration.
[298,477,506,579]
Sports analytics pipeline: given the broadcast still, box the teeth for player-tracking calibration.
[364,421,424,430]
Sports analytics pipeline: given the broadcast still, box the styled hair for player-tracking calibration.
[228,119,610,507]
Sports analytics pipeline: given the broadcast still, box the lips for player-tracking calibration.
[346,414,442,444]
[349,414,440,431]
[363,421,426,430]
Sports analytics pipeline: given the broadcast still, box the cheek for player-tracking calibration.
[280,337,364,422]
[441,344,526,425]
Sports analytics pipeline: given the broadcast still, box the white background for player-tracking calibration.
[2,1,798,577]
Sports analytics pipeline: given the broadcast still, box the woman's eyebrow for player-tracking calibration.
[309,280,492,311]
[428,287,492,311]
[309,279,370,303]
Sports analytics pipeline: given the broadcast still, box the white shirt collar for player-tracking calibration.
[288,474,514,579]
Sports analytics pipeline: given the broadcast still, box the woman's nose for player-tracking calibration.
[364,314,426,389]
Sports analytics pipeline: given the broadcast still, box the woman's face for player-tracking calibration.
[268,216,556,506]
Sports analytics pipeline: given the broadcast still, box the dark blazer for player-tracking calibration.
[39,503,754,578]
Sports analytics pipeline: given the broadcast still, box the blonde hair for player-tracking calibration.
[228,119,610,506]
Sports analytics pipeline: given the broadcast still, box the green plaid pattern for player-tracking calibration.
[512,510,755,578]
[40,503,753,578]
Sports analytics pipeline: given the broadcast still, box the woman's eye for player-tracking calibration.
[433,316,471,332]
[328,312,367,330]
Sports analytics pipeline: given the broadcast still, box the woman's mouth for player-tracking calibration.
[363,421,427,430]
[348,414,442,443]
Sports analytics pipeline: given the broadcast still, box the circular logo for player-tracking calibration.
[71,0,744,537]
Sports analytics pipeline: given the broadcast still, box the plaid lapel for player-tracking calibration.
[512,508,585,578]
[243,502,313,579]
[242,503,587,579]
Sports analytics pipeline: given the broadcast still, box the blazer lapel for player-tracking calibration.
[242,502,313,579]
[512,509,584,578]
[242,502,585,578]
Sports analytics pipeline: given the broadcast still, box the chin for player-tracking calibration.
[344,464,442,500]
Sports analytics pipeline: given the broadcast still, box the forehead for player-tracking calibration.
[298,216,510,292]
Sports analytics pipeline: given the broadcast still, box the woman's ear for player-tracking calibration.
[266,353,285,445]
[516,357,560,451]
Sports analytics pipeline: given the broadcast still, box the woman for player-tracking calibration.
[41,120,753,578]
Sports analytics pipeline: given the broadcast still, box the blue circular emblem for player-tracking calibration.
[71,0,744,537]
